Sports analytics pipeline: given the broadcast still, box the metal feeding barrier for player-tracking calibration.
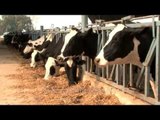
[83,15,160,105]
[32,15,160,104]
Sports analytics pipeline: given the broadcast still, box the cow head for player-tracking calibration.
[94,24,151,68]
[23,40,34,54]
[23,35,46,54]
[57,28,97,63]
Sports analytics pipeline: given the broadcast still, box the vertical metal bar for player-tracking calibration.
[129,63,133,87]
[109,64,116,81]
[89,59,93,73]
[102,30,106,78]
[145,66,150,97]
[106,65,109,78]
[40,26,44,36]
[87,57,90,72]
[152,16,156,38]
[81,15,88,71]
[136,66,145,88]
[156,20,160,101]
[116,64,120,84]
[123,64,127,88]
[106,30,109,79]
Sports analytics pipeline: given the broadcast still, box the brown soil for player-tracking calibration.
[0,39,121,105]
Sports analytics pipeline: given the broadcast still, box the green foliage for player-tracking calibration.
[0,15,34,35]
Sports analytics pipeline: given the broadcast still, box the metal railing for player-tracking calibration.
[33,15,160,104]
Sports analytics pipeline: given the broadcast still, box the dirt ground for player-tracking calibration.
[0,39,121,105]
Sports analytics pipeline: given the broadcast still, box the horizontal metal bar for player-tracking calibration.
[131,15,158,21]
[121,15,135,21]
[126,22,152,28]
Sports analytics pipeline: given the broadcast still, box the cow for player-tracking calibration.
[94,23,156,97]
[56,27,99,85]
[23,32,54,68]
[23,35,47,54]
[41,32,67,80]
[11,32,32,58]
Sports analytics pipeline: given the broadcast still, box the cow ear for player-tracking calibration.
[64,57,69,62]
[81,28,93,37]
[129,27,148,35]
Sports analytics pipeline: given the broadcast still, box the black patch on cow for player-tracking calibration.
[63,28,98,59]
[34,41,50,51]
[35,52,41,62]
[63,32,84,57]
[77,65,83,82]
[41,33,65,58]
[134,27,153,63]
[50,66,55,75]
[64,61,77,86]
[22,52,31,59]
[103,29,135,61]
[27,43,33,47]
[103,27,155,80]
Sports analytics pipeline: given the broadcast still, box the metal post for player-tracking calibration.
[81,15,88,32]
[116,65,121,85]
[123,64,127,88]
[102,30,106,78]
[156,20,160,101]
[40,26,44,36]
[145,66,150,97]
[129,63,133,87]
[81,15,88,71]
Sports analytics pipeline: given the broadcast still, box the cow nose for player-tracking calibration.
[94,58,100,64]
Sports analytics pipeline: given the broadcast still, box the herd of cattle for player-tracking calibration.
[3,23,156,88]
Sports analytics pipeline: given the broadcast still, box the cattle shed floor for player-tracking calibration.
[0,38,149,105]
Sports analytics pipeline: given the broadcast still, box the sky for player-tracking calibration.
[28,15,92,30]
[0,15,158,30]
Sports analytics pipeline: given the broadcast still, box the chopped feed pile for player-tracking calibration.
[6,60,121,105]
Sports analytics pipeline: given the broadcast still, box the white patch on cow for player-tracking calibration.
[95,24,126,66]
[23,35,45,54]
[38,48,46,54]
[30,50,38,68]
[105,24,126,47]
[97,38,142,68]
[44,57,60,80]
[58,29,78,59]
[66,58,73,68]
[46,33,54,42]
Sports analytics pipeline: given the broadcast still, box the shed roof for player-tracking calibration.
[88,15,146,23]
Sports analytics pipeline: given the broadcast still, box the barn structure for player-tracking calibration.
[27,15,160,104]
[80,15,160,104]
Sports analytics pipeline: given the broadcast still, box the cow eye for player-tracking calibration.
[27,43,33,47]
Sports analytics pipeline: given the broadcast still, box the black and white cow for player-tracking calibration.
[56,27,99,85]
[23,33,54,68]
[42,32,67,80]
[11,32,32,58]
[94,23,155,93]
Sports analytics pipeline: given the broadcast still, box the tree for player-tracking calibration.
[0,15,34,35]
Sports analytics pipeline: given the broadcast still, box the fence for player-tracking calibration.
[32,15,160,104]
[83,15,160,104]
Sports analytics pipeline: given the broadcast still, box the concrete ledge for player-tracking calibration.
[83,72,151,105]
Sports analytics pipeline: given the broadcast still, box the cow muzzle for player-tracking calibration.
[94,58,100,64]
